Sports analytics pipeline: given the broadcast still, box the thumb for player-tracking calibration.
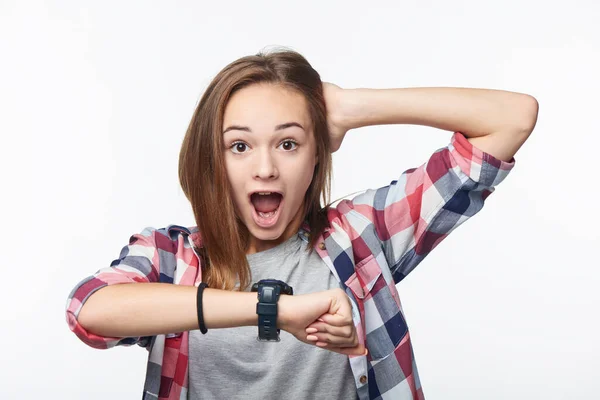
[330,344,369,357]
[318,312,351,327]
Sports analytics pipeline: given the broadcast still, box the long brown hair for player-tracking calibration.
[178,48,332,291]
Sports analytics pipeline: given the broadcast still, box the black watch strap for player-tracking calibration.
[257,287,279,341]
[252,279,293,342]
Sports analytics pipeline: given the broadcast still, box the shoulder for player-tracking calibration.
[320,201,368,239]
[131,224,202,251]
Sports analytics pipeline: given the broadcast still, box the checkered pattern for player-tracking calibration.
[65,132,514,399]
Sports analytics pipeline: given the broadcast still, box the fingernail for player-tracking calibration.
[307,335,318,341]
[306,328,318,334]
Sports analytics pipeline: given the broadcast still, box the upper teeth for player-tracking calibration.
[258,192,271,195]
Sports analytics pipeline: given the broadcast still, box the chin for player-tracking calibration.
[243,211,292,243]
[248,225,285,242]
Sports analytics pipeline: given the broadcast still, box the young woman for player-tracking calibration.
[66,49,538,400]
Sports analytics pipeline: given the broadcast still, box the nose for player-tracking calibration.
[253,149,279,180]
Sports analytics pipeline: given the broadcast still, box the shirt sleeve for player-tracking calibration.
[65,227,161,349]
[348,131,515,283]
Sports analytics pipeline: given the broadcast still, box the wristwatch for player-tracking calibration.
[251,279,294,342]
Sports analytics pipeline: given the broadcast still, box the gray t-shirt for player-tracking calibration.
[188,230,358,400]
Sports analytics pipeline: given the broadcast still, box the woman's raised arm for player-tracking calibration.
[324,83,538,161]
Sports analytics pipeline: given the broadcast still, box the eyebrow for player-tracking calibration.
[222,122,305,134]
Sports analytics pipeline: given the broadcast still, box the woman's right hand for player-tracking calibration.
[278,288,367,356]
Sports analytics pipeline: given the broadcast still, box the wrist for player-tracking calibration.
[335,88,374,131]
[276,294,293,331]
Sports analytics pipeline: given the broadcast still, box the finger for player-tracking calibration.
[316,343,368,357]
[306,322,353,338]
[307,331,358,346]
[317,312,353,327]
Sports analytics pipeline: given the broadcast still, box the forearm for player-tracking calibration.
[75,283,365,356]
[78,283,263,337]
[340,87,537,137]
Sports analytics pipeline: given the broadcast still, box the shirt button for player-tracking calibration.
[318,242,326,250]
[359,375,367,384]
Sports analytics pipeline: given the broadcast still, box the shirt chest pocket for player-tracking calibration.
[344,254,407,359]
[345,255,382,299]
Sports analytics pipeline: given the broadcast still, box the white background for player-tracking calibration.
[1,0,599,399]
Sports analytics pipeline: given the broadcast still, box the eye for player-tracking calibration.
[278,140,298,151]
[230,141,249,154]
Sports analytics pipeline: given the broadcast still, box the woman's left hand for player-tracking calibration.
[323,82,354,153]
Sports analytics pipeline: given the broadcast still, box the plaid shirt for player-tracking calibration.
[66,132,514,399]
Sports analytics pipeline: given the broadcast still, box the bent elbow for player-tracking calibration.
[519,95,539,135]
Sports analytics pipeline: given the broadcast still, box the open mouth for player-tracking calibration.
[250,192,283,227]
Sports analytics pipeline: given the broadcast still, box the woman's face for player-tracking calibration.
[222,83,317,254]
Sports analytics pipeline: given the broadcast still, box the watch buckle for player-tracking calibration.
[256,335,281,342]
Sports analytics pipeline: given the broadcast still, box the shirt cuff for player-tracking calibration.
[450,131,516,187]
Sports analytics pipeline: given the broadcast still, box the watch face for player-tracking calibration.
[251,279,293,295]
[261,279,284,285]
